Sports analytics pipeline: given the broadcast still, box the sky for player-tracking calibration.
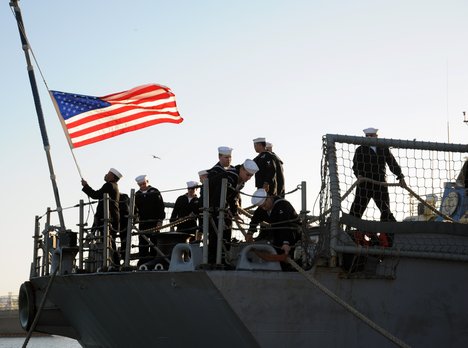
[1,0,468,295]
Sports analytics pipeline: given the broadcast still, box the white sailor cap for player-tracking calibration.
[363,127,378,135]
[198,169,209,176]
[243,159,259,175]
[187,181,199,189]
[135,175,147,183]
[266,142,273,148]
[109,168,123,179]
[251,188,267,206]
[218,146,233,156]
[253,137,266,143]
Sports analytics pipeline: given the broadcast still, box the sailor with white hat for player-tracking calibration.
[218,146,233,156]
[198,169,209,182]
[242,159,259,175]
[186,181,200,189]
[251,188,268,206]
[80,167,122,265]
[363,127,378,136]
[134,174,165,266]
[212,146,234,171]
[349,126,405,242]
[204,157,259,263]
[253,137,266,144]
[252,136,282,195]
[109,167,123,180]
[135,174,147,184]
[247,187,300,256]
[169,180,200,233]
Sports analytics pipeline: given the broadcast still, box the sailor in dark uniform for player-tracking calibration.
[249,188,301,268]
[134,175,166,266]
[170,181,200,233]
[253,137,278,196]
[266,142,285,197]
[349,127,405,224]
[81,167,122,266]
[202,159,259,265]
[210,146,235,174]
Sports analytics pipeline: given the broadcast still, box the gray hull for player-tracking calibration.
[22,256,468,348]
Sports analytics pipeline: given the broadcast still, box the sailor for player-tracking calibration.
[264,140,285,197]
[134,175,166,266]
[169,181,200,234]
[349,128,406,246]
[252,137,279,195]
[198,169,209,182]
[81,168,122,266]
[249,188,301,268]
[203,159,259,265]
[209,146,235,175]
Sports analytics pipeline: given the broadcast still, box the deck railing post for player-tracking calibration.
[300,181,308,227]
[124,189,136,267]
[102,193,110,269]
[43,207,51,276]
[31,215,40,278]
[202,178,209,264]
[78,199,84,270]
[216,179,228,265]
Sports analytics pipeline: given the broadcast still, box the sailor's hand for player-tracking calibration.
[245,233,254,243]
[281,243,291,255]
[399,177,406,187]
[81,179,87,186]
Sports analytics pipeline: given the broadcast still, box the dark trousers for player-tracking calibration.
[350,182,396,222]
[350,182,395,246]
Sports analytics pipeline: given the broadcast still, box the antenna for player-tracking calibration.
[464,111,468,125]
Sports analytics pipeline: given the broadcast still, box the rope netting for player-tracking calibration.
[320,134,468,267]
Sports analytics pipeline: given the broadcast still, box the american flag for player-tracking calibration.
[50,84,183,148]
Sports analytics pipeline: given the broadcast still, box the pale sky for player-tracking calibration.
[1,0,467,295]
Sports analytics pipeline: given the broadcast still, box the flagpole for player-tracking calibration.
[10,0,66,230]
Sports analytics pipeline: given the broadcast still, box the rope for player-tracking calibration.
[287,257,411,348]
[139,235,171,263]
[22,268,58,348]
[239,184,301,201]
[137,214,198,234]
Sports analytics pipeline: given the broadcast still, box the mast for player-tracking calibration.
[10,0,66,230]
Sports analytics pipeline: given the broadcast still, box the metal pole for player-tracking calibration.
[103,194,109,269]
[300,181,308,227]
[10,0,66,230]
[78,199,84,269]
[43,208,51,276]
[124,189,136,267]
[31,216,40,278]
[325,136,341,267]
[216,179,228,265]
[202,178,210,264]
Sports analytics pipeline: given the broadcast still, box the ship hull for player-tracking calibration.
[22,256,468,348]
